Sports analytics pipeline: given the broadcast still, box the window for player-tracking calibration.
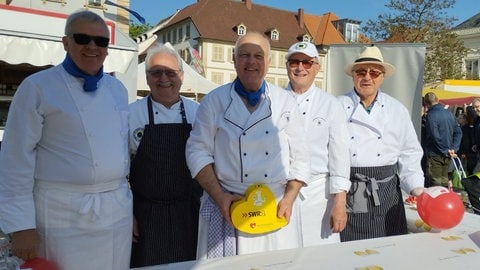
[178,27,183,43]
[277,78,288,88]
[186,24,190,39]
[87,0,103,8]
[271,30,279,41]
[211,72,224,85]
[237,25,247,36]
[302,35,311,43]
[172,30,177,45]
[43,0,66,4]
[269,52,276,68]
[229,47,234,63]
[345,23,359,43]
[212,45,224,62]
[466,59,479,79]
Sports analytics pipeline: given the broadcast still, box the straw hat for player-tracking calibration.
[344,45,395,77]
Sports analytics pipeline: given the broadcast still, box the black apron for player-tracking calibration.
[129,96,202,268]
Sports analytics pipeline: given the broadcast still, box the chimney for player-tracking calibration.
[298,8,304,29]
[244,0,252,10]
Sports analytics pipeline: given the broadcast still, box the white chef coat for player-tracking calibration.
[0,65,132,270]
[338,90,424,194]
[186,82,310,256]
[286,84,351,246]
[129,95,199,155]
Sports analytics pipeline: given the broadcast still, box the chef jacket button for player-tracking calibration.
[243,153,247,156]
[244,174,248,177]
[264,174,268,177]
[306,99,310,102]
[265,152,269,155]
[347,106,351,109]
[349,119,353,122]
[377,153,381,156]
[265,130,269,134]
[352,153,356,157]
[378,136,381,139]
[243,132,246,136]
[302,112,306,115]
[351,136,354,139]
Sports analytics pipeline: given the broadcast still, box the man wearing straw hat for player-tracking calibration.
[338,45,425,241]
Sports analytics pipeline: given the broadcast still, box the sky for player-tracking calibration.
[129,0,477,27]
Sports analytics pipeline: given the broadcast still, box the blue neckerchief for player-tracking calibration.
[61,54,104,92]
[234,78,265,106]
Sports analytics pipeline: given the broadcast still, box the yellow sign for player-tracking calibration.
[230,183,287,234]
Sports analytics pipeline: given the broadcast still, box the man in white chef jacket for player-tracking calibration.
[338,45,424,242]
[284,41,351,247]
[186,32,310,259]
[0,10,132,270]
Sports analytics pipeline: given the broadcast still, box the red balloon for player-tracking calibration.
[417,186,464,230]
[20,257,59,270]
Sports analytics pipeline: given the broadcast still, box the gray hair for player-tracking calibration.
[145,43,183,71]
[64,10,109,36]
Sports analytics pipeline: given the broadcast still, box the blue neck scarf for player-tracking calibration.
[234,78,266,107]
[62,54,104,92]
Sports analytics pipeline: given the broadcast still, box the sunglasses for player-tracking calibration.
[70,33,110,47]
[353,68,384,79]
[146,69,180,78]
[288,59,317,69]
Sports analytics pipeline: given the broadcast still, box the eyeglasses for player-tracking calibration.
[288,59,317,69]
[146,69,180,78]
[70,33,110,47]
[353,68,384,79]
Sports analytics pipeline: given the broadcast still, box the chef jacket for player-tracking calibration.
[0,65,130,233]
[337,90,424,194]
[186,82,310,195]
[286,84,351,194]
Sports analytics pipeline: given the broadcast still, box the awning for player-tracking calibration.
[0,34,134,73]
[422,88,475,106]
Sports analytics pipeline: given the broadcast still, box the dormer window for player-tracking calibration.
[236,24,247,36]
[302,34,311,43]
[271,29,279,41]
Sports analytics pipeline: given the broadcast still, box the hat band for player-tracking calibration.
[355,57,382,63]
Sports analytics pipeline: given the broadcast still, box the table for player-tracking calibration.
[134,205,480,270]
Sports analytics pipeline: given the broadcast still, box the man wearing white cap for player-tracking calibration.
[284,42,351,246]
[338,45,424,241]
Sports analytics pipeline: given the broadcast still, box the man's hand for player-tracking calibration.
[330,191,347,233]
[11,229,39,260]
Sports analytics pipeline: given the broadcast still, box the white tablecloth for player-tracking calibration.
[134,205,480,270]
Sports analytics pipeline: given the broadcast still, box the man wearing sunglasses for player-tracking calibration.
[0,10,132,270]
[128,44,202,267]
[284,42,350,247]
[338,45,424,242]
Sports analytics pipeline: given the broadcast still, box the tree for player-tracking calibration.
[362,0,468,83]
[129,22,154,39]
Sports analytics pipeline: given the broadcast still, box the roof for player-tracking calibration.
[453,12,480,30]
[163,0,309,49]
[304,12,345,45]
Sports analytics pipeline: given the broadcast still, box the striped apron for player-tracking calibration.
[340,165,407,242]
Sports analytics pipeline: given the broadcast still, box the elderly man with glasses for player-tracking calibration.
[284,42,351,247]
[338,45,425,242]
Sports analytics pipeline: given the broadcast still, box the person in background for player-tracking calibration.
[186,32,310,259]
[338,45,424,242]
[128,44,202,267]
[284,42,350,246]
[423,92,462,187]
[0,10,132,270]
[459,106,476,175]
[471,97,480,173]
